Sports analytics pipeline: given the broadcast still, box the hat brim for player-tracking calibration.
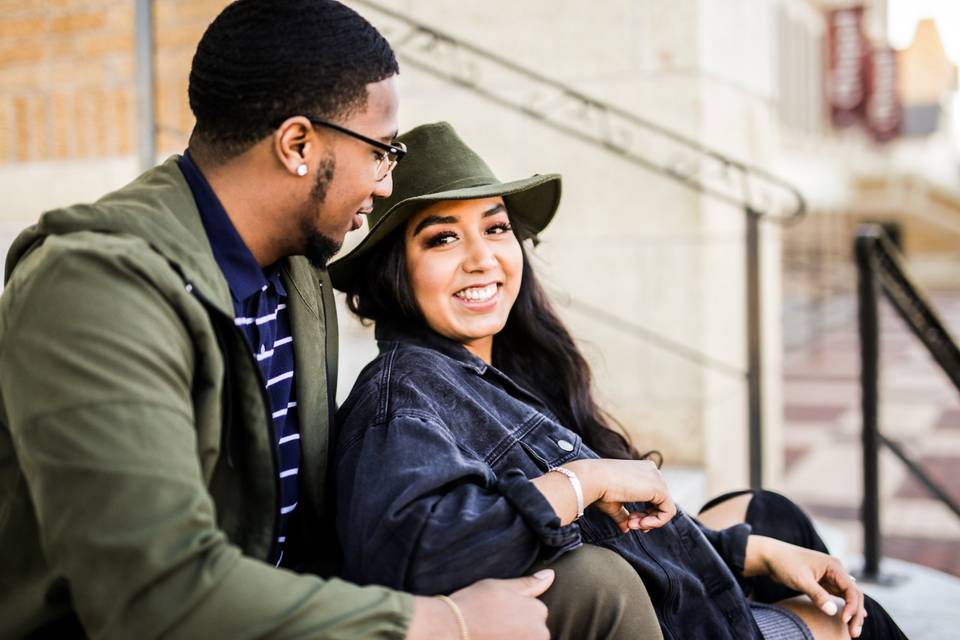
[329,173,561,290]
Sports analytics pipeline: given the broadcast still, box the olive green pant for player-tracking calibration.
[535,544,663,640]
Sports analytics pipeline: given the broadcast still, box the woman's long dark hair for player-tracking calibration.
[343,212,651,461]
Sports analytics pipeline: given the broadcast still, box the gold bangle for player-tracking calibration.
[435,594,469,640]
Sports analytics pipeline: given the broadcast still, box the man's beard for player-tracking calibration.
[300,153,341,269]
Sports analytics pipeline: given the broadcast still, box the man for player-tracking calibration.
[0,1,660,638]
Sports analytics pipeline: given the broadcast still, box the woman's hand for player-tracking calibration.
[745,535,866,638]
[566,459,677,533]
[532,459,676,532]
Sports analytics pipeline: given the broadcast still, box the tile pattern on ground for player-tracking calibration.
[781,293,960,577]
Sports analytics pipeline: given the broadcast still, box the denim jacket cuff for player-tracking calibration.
[496,468,583,556]
[697,519,753,592]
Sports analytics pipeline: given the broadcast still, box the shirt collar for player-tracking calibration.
[178,150,285,302]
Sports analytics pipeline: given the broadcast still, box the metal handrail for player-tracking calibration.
[354,0,807,224]
[854,224,960,580]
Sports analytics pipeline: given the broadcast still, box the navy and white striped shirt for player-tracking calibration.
[178,152,300,567]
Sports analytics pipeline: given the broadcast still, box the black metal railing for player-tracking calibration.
[354,0,807,487]
[854,224,960,580]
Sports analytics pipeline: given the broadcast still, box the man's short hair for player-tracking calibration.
[188,0,399,161]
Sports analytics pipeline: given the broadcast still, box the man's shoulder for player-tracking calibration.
[0,228,201,351]
[7,229,180,293]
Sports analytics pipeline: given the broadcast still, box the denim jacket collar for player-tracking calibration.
[372,323,564,419]
[375,323,489,375]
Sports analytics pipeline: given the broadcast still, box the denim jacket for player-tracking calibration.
[334,325,764,640]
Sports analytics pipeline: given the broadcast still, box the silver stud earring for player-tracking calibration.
[296,164,308,176]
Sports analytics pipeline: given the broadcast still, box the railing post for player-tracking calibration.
[855,231,881,580]
[746,207,763,489]
[135,0,156,173]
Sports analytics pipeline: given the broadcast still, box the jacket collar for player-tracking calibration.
[375,323,490,375]
[373,322,565,419]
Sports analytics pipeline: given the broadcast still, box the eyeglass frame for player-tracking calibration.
[276,115,407,181]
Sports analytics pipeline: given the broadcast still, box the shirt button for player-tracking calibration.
[557,439,574,452]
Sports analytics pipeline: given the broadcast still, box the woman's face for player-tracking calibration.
[404,196,523,362]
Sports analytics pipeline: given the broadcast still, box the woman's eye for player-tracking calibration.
[425,231,458,247]
[487,222,513,235]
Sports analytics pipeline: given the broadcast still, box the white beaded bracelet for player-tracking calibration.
[549,466,584,520]
[435,594,469,640]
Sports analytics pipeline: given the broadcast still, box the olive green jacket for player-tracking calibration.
[0,158,413,639]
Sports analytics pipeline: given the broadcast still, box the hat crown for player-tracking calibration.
[368,122,499,229]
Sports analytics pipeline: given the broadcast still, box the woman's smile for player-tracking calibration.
[453,282,501,310]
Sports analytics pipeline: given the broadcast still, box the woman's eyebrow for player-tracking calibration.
[483,204,506,217]
[412,215,457,237]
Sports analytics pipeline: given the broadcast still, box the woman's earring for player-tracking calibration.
[296,164,308,177]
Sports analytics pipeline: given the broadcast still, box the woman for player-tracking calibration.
[329,122,905,639]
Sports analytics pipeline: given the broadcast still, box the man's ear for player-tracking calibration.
[273,116,320,176]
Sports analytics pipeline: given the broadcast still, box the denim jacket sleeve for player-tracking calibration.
[696,520,753,587]
[335,412,582,595]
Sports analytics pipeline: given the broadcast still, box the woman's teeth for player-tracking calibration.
[455,284,497,302]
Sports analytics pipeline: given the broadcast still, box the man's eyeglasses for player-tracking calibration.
[306,118,406,181]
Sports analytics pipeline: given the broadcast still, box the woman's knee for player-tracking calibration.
[699,489,827,553]
[698,491,754,529]
[538,544,663,640]
[747,490,827,553]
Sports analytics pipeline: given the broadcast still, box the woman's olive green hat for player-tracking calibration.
[328,121,561,290]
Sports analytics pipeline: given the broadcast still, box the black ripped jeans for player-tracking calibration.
[700,490,909,639]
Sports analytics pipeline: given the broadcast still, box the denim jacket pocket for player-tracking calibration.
[518,420,583,470]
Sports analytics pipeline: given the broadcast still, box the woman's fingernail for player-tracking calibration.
[855,625,862,637]
[534,570,553,580]
[821,601,838,616]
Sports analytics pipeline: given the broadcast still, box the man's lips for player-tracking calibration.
[351,209,372,231]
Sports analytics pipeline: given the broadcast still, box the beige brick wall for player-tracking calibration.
[0,0,229,166]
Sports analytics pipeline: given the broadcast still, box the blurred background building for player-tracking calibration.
[1,0,958,600]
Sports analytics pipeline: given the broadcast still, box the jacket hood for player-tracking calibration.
[5,156,234,314]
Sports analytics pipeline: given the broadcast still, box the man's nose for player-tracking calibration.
[373,171,394,199]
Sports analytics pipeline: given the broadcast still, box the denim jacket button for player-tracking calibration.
[557,439,574,452]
